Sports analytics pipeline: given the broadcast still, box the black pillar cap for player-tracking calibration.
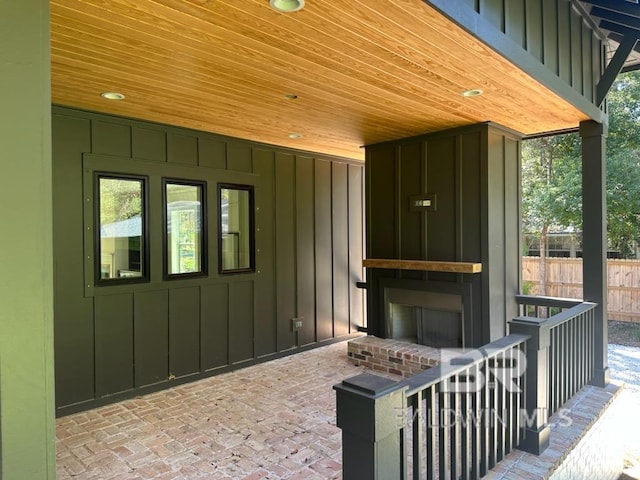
[336,373,399,397]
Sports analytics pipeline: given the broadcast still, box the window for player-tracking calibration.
[96,174,148,284]
[164,180,206,277]
[218,184,254,273]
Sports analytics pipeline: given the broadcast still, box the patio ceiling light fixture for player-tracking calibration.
[101,92,125,100]
[288,132,303,139]
[462,89,483,97]
[270,0,305,13]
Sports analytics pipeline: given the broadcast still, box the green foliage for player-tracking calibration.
[522,71,640,258]
[522,134,582,234]
[605,72,640,256]
[521,280,535,295]
[100,177,142,225]
[606,150,640,256]
[608,72,640,153]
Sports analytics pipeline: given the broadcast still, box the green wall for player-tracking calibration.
[52,107,365,415]
[365,123,521,346]
[0,1,56,479]
[427,0,605,122]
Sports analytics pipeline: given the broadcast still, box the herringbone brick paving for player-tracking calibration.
[56,342,362,480]
[56,339,631,479]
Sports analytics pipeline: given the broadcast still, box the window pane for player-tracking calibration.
[98,176,145,281]
[166,182,204,275]
[219,185,253,272]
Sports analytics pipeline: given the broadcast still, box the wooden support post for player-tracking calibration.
[580,120,610,388]
[508,318,551,455]
[334,373,407,480]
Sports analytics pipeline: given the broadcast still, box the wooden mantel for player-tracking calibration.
[363,258,482,274]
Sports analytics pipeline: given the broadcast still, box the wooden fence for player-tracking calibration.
[522,256,640,322]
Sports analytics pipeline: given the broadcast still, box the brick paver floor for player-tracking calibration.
[56,341,364,480]
[57,339,630,480]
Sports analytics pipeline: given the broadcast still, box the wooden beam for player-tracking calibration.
[363,258,482,273]
[596,31,638,105]
[591,6,640,31]
[582,0,640,18]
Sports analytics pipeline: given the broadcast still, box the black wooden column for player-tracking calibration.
[508,318,550,455]
[334,373,406,479]
[580,120,610,388]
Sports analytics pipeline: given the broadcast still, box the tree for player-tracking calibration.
[604,72,640,256]
[99,177,143,225]
[522,71,640,273]
[606,150,640,257]
[522,134,581,294]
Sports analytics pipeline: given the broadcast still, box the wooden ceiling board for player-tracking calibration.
[51,0,590,160]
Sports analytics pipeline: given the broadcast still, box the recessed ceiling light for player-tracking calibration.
[462,89,483,97]
[285,94,299,100]
[270,0,305,13]
[288,133,303,139]
[101,92,125,100]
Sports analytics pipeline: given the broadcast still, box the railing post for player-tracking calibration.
[334,373,407,480]
[508,318,551,455]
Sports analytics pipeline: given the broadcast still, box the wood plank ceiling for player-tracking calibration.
[51,0,589,161]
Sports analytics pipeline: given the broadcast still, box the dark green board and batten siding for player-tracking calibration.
[431,0,605,119]
[365,123,520,347]
[52,106,365,415]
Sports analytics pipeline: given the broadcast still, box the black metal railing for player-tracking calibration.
[334,335,529,480]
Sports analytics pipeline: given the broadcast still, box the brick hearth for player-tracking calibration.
[347,335,445,377]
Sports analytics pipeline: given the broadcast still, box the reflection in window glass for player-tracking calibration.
[166,181,204,276]
[219,185,254,272]
[98,176,145,282]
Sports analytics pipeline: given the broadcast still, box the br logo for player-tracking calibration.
[438,347,527,393]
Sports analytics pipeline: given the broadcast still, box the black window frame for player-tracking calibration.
[162,178,208,280]
[217,183,255,275]
[94,172,150,286]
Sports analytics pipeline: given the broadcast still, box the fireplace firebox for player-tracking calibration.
[381,279,473,349]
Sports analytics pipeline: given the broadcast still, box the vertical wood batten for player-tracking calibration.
[95,293,134,396]
[526,0,544,61]
[505,0,526,49]
[134,289,168,387]
[558,0,572,84]
[571,8,584,94]
[168,286,200,377]
[296,156,316,345]
[253,149,277,356]
[201,283,228,370]
[229,281,254,363]
[53,106,365,414]
[543,0,559,74]
[348,164,364,333]
[332,162,350,337]
[53,114,95,406]
[275,153,296,351]
[315,159,334,341]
